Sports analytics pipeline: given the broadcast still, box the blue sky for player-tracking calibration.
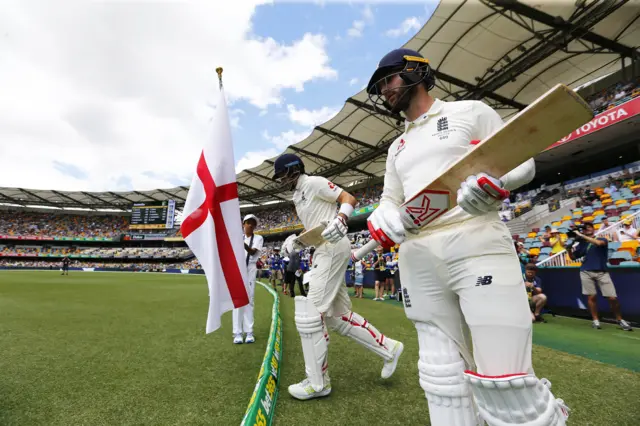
[0,0,437,192]
[232,1,437,173]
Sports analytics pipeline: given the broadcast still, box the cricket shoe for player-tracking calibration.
[233,334,244,344]
[381,340,404,379]
[592,320,602,329]
[619,319,633,331]
[288,376,332,401]
[245,333,255,343]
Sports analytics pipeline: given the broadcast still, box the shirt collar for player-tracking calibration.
[404,98,444,132]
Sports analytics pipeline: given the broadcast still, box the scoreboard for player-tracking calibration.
[129,200,176,230]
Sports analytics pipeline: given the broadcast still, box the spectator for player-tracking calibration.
[567,223,632,331]
[523,264,547,323]
[285,249,306,297]
[549,229,566,254]
[615,219,638,242]
[353,259,364,298]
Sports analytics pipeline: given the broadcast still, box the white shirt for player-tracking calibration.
[617,226,637,242]
[244,233,264,266]
[380,98,532,229]
[292,174,341,230]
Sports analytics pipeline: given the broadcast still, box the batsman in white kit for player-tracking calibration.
[232,214,263,344]
[273,153,404,400]
[364,48,570,425]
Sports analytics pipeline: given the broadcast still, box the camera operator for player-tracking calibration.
[567,223,632,331]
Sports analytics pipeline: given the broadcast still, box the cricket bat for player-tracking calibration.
[295,223,327,248]
[352,83,594,261]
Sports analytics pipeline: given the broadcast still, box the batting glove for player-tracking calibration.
[457,173,510,216]
[367,204,406,248]
[321,216,348,244]
[282,234,299,256]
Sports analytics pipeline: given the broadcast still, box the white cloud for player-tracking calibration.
[0,0,337,192]
[349,77,359,86]
[235,148,280,173]
[262,129,313,150]
[385,16,422,38]
[286,105,340,127]
[347,5,374,38]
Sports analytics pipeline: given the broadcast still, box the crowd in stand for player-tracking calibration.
[585,78,640,115]
[0,211,128,238]
[0,245,191,258]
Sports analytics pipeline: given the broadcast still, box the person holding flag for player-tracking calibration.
[180,67,249,334]
[232,214,263,344]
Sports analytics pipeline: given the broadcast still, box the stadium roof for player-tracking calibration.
[1,0,638,210]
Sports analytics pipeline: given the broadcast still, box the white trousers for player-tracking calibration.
[307,236,352,317]
[399,213,533,375]
[232,264,257,335]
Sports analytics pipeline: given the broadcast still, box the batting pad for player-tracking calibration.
[464,372,569,426]
[294,296,328,392]
[325,311,395,361]
[416,322,480,426]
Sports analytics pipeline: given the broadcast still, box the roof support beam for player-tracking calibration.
[345,98,403,122]
[18,188,58,207]
[156,189,186,202]
[315,127,373,149]
[51,190,94,209]
[109,191,136,205]
[434,70,527,110]
[134,191,161,202]
[82,192,125,210]
[0,193,26,206]
[289,146,376,178]
[490,0,638,59]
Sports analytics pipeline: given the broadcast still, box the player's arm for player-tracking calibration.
[457,102,535,215]
[366,144,410,248]
[314,177,354,244]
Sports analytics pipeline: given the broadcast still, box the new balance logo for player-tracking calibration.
[437,117,448,132]
[476,276,493,286]
[402,288,411,308]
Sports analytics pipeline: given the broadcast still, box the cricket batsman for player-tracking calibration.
[364,48,570,425]
[273,153,404,400]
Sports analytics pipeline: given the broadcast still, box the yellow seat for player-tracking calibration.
[600,193,611,199]
[561,215,572,221]
[596,188,604,196]
[631,184,640,191]
[575,221,582,226]
[593,210,605,216]
[621,212,632,219]
[529,248,540,256]
[552,221,562,227]
[602,199,613,206]
[595,223,602,230]
[615,199,627,206]
[621,241,639,251]
[582,216,594,222]
[632,200,640,206]
[527,232,537,238]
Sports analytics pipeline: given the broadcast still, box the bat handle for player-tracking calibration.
[351,239,380,261]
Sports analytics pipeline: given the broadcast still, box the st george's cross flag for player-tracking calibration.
[180,87,249,334]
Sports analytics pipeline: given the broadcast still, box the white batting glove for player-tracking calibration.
[282,234,298,256]
[321,216,348,244]
[367,204,406,248]
[457,173,510,216]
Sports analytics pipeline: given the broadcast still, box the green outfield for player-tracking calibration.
[1,271,639,426]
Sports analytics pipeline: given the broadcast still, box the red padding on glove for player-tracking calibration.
[477,176,510,201]
[367,220,396,249]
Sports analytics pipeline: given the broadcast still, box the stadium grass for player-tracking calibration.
[1,272,639,425]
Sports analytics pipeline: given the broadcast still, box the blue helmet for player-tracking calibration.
[366,48,435,114]
[273,153,305,190]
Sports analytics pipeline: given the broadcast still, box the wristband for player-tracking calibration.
[339,203,354,218]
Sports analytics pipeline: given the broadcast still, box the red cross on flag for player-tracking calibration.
[181,87,249,334]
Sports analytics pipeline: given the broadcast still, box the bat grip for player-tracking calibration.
[351,239,380,261]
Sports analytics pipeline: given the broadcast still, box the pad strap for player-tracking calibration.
[464,371,569,426]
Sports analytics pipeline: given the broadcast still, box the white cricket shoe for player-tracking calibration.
[245,333,255,343]
[381,340,404,379]
[288,376,331,401]
[233,334,244,344]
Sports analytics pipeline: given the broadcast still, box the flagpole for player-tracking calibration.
[215,67,223,90]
